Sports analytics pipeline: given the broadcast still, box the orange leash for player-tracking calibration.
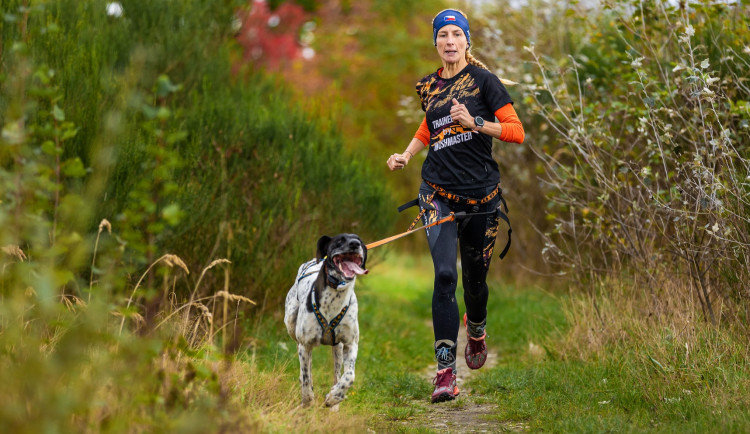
[365,212,465,250]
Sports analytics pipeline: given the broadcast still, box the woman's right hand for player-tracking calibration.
[387,153,409,171]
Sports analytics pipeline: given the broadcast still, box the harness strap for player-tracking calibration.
[396,183,512,259]
[425,180,499,206]
[397,198,419,213]
[297,258,323,283]
[311,290,350,346]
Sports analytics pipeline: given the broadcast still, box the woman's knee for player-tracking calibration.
[462,274,488,296]
[434,268,457,295]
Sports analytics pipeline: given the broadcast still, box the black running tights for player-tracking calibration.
[418,182,501,346]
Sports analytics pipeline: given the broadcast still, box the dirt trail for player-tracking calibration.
[391,321,528,433]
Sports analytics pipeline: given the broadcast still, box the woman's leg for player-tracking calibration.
[419,186,460,373]
[459,194,501,326]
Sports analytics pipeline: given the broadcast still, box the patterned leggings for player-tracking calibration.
[418,181,503,369]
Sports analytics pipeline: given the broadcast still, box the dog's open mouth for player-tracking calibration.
[333,252,368,279]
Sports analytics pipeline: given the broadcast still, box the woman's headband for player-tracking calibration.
[432,10,471,46]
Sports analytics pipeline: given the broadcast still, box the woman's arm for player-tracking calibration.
[450,100,525,144]
[387,118,429,171]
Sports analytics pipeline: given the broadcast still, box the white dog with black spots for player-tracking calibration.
[284,234,368,408]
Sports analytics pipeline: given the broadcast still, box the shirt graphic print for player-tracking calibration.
[416,64,513,191]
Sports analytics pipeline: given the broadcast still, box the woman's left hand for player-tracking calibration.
[450,98,475,130]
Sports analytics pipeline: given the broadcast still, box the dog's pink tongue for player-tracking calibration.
[341,261,368,278]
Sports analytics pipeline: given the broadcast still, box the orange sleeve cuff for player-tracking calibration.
[414,117,430,147]
[494,103,525,144]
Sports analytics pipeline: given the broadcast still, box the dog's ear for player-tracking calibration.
[316,235,332,260]
[357,235,367,269]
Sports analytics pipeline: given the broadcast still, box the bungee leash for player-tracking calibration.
[365,211,466,250]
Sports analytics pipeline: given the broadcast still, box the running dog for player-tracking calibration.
[284,234,368,408]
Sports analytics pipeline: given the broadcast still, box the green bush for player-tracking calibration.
[1,0,394,307]
[0,0,394,430]
[518,0,750,323]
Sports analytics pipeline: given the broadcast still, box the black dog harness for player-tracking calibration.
[298,259,352,346]
[311,290,350,346]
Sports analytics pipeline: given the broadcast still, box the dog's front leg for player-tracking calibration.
[324,341,357,407]
[332,343,343,384]
[298,343,314,407]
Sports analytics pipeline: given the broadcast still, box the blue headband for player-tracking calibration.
[432,10,471,46]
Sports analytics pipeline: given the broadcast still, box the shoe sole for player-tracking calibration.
[431,388,460,403]
[431,392,455,403]
[466,352,487,370]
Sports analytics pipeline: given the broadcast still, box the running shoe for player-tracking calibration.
[464,313,487,370]
[431,367,459,403]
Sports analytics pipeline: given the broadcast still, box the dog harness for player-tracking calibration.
[311,289,350,346]
[297,258,352,346]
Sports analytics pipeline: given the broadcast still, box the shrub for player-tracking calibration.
[519,0,750,324]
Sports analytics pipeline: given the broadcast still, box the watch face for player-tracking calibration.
[475,116,484,127]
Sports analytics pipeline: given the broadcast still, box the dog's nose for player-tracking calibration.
[348,240,360,249]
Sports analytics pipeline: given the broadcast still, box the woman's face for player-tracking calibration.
[435,24,467,65]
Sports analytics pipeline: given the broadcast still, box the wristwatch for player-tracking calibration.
[473,116,485,130]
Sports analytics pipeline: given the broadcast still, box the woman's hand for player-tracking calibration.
[387,152,410,171]
[450,98,475,130]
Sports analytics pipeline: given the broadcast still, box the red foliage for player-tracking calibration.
[236,0,308,70]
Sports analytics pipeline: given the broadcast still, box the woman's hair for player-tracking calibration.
[433,8,490,71]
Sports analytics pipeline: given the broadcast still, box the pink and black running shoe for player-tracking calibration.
[431,367,459,403]
[464,313,488,370]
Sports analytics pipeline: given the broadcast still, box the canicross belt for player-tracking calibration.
[397,182,512,259]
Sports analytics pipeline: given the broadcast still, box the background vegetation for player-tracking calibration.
[1,0,749,431]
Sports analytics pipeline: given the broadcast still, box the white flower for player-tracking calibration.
[700,59,710,69]
[712,223,719,233]
[706,76,720,85]
[684,25,695,37]
[672,64,685,72]
[598,400,610,405]
[106,2,123,17]
[631,57,644,68]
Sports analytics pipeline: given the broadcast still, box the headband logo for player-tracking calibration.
[444,15,456,21]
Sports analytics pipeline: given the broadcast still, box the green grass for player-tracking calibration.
[248,252,750,432]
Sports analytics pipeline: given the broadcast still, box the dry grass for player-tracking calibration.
[1,244,27,261]
[557,274,707,361]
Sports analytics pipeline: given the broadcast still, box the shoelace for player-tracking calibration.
[435,347,453,363]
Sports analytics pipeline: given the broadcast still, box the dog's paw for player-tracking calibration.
[301,395,314,408]
[324,392,344,407]
[329,403,340,412]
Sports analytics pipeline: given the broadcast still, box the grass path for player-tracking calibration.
[252,252,750,432]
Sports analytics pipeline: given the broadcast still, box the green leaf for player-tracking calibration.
[41,140,57,155]
[62,157,87,178]
[61,128,78,141]
[161,203,183,226]
[156,107,171,120]
[156,75,180,98]
[52,104,65,121]
[142,105,157,119]
[166,131,188,145]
